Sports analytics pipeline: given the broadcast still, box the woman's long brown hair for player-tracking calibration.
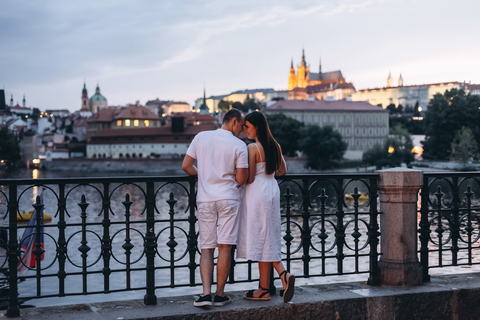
[245,111,281,175]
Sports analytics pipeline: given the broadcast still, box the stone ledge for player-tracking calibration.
[16,273,480,320]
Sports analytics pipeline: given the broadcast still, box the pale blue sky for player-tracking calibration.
[1,0,479,111]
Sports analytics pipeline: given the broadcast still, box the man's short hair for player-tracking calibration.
[223,108,243,124]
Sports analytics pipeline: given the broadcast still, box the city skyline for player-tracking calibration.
[1,0,479,112]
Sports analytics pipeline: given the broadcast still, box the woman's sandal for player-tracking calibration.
[244,286,271,301]
[279,270,295,303]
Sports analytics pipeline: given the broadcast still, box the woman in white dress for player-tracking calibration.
[236,111,295,303]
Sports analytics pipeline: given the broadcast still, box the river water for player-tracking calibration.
[2,168,480,308]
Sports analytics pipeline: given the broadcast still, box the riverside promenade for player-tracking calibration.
[16,272,480,320]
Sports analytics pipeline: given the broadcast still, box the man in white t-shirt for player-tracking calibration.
[182,108,248,307]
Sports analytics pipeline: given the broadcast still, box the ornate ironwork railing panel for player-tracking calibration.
[419,172,480,281]
[0,173,381,315]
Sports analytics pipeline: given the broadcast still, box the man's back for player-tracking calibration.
[187,128,248,203]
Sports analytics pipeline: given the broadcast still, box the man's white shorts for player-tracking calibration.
[197,199,241,250]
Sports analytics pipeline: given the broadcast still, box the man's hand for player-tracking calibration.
[182,155,198,176]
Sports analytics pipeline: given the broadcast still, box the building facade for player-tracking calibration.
[80,83,108,114]
[352,73,480,111]
[87,122,217,159]
[264,100,389,160]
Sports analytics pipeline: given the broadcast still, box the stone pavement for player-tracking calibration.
[9,273,480,320]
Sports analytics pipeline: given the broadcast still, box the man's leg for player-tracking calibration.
[200,248,215,296]
[215,243,231,297]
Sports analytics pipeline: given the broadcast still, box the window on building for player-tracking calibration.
[346,116,351,123]
[125,119,131,127]
[119,153,123,158]
[117,120,122,126]
[144,120,150,127]
[323,115,328,122]
[339,115,344,123]
[139,153,143,158]
[134,120,139,127]
[330,115,335,122]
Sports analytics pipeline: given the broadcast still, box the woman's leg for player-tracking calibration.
[251,261,272,297]
[272,261,287,289]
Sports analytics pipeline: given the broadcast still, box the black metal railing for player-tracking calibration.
[0,173,381,316]
[419,172,480,282]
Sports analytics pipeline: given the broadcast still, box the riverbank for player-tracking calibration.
[16,273,480,320]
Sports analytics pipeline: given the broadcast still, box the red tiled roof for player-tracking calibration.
[89,123,217,144]
[266,100,387,112]
[115,105,160,120]
[170,112,218,122]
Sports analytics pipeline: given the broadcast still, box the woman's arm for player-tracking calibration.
[275,145,287,176]
[247,143,257,184]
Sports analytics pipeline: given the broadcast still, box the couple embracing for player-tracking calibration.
[182,108,295,307]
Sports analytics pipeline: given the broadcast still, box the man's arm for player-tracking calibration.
[182,155,198,176]
[235,168,248,186]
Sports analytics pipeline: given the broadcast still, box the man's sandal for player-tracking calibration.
[244,287,271,301]
[279,270,295,303]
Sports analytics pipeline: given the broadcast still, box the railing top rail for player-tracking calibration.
[423,171,480,178]
[0,173,379,186]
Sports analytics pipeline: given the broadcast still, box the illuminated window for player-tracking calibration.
[117,120,122,126]
[134,120,139,127]
[144,120,149,127]
[125,119,131,127]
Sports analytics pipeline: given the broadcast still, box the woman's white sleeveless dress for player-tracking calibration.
[236,144,282,262]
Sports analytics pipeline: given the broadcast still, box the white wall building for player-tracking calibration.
[265,100,389,160]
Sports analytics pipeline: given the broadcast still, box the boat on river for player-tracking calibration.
[17,211,52,222]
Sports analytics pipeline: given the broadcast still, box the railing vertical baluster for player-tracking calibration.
[6,185,19,317]
[187,178,198,286]
[367,178,380,285]
[335,178,346,275]
[144,181,157,305]
[464,186,474,265]
[283,186,293,273]
[78,195,90,294]
[167,192,178,287]
[57,183,67,296]
[301,178,311,277]
[435,186,445,267]
[318,188,328,276]
[351,187,361,273]
[101,183,112,292]
[122,194,133,290]
[450,177,460,266]
[32,196,45,296]
[419,175,431,282]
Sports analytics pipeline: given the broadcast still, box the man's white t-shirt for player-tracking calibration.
[186,128,248,203]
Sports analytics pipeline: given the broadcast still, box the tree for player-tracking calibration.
[422,89,480,160]
[362,125,415,169]
[450,126,478,166]
[298,125,347,170]
[265,113,304,157]
[244,94,260,111]
[0,128,21,167]
[218,100,231,112]
[231,101,248,113]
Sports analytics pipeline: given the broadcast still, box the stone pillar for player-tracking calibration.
[378,167,423,285]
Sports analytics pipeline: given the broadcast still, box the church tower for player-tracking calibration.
[398,73,404,87]
[387,71,394,87]
[9,95,13,107]
[296,49,310,88]
[22,95,26,108]
[81,82,89,112]
[288,59,297,90]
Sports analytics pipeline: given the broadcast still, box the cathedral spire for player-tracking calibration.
[22,95,26,108]
[300,48,306,67]
[387,71,393,87]
[290,58,294,70]
[398,73,404,86]
[319,57,322,74]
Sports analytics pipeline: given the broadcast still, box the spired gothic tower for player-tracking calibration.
[81,82,89,112]
[288,59,297,90]
[296,49,310,88]
[387,71,394,88]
